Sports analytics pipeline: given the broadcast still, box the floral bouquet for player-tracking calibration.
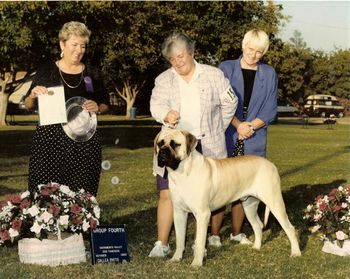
[304,184,350,255]
[0,182,100,246]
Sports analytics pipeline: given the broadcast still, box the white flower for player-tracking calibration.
[60,185,71,195]
[37,184,46,191]
[30,221,42,234]
[82,220,90,231]
[62,201,70,208]
[90,196,97,203]
[28,205,40,217]
[341,202,348,208]
[9,228,19,238]
[306,204,313,212]
[59,215,69,226]
[313,213,322,221]
[40,211,53,223]
[20,191,30,199]
[311,225,321,233]
[335,230,348,241]
[93,206,100,219]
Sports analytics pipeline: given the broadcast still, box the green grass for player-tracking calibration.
[0,119,349,279]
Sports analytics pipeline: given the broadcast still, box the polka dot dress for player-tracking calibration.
[28,124,101,196]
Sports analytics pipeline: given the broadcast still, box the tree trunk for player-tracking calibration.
[115,81,141,119]
[0,72,11,126]
[0,93,9,126]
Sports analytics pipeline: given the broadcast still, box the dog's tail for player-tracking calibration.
[263,206,270,227]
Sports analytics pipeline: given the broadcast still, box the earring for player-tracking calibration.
[60,51,64,58]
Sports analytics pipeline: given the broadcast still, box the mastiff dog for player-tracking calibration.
[154,128,301,267]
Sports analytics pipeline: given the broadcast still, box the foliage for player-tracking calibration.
[0,1,349,117]
[304,185,350,246]
[0,182,100,245]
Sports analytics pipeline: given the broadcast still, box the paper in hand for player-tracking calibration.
[38,86,67,126]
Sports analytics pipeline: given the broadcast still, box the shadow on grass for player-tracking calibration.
[99,126,160,150]
[252,179,347,252]
[0,184,23,195]
[98,178,347,260]
[0,123,161,158]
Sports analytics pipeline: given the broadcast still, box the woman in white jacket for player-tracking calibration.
[149,32,238,257]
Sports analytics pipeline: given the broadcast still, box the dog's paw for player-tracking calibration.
[190,259,203,267]
[170,253,182,262]
[290,250,302,257]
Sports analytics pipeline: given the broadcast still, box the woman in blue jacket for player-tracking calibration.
[208,29,278,247]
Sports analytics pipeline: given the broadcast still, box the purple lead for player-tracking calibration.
[84,76,94,93]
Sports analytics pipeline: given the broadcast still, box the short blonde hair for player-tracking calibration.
[161,33,195,61]
[59,21,91,43]
[242,29,270,55]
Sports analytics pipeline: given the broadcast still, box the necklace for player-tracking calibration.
[57,61,84,89]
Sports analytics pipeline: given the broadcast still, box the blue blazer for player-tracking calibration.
[219,58,277,157]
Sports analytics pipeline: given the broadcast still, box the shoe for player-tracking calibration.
[207,235,222,247]
[191,244,208,257]
[230,233,252,245]
[148,240,171,257]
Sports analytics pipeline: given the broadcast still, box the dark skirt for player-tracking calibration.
[28,124,101,196]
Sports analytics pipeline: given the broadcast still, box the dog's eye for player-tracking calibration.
[157,140,164,148]
[170,140,181,149]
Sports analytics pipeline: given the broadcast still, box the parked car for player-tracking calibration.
[304,94,344,118]
[277,100,299,116]
[274,100,299,122]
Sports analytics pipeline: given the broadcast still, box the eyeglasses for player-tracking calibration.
[245,47,264,58]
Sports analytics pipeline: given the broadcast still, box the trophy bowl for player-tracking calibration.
[62,96,97,142]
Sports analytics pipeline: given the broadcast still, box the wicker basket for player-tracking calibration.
[18,233,86,266]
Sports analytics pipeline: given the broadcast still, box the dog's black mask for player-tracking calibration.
[157,147,181,170]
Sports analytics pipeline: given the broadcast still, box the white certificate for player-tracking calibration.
[38,86,67,126]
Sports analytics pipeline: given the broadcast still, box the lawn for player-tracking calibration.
[0,119,349,279]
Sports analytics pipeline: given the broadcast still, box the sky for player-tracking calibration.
[275,1,350,52]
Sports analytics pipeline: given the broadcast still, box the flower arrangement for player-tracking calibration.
[304,184,350,247]
[0,182,100,246]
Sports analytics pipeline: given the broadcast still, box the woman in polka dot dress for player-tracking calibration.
[24,21,109,197]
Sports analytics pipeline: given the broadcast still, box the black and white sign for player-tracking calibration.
[90,224,129,264]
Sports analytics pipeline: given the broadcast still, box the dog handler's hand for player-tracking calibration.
[29,86,48,98]
[83,100,99,113]
[237,122,254,140]
[164,110,180,128]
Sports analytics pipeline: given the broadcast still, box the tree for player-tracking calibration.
[115,81,143,119]
[289,30,307,49]
[0,1,286,120]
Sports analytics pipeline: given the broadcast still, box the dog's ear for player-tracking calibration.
[154,132,161,155]
[182,131,198,155]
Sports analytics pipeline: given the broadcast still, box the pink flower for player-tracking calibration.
[316,194,324,201]
[332,205,342,212]
[0,229,10,241]
[335,231,348,241]
[20,199,31,209]
[319,202,327,211]
[40,189,50,196]
[72,217,83,225]
[89,218,98,229]
[12,219,22,231]
[70,204,82,214]
[49,204,61,216]
[328,188,338,197]
[0,200,6,209]
[7,194,22,204]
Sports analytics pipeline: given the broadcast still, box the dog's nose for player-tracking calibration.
[158,148,170,167]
